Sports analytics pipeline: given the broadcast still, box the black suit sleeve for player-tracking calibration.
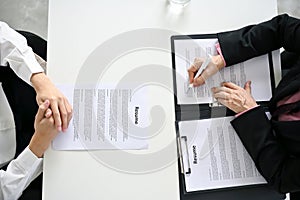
[231,107,300,193]
[217,14,300,193]
[217,14,300,66]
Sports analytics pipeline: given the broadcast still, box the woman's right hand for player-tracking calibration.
[187,55,226,87]
[29,100,59,158]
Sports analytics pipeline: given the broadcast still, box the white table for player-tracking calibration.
[43,1,278,199]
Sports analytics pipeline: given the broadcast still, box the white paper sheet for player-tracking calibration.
[178,118,266,192]
[52,85,149,150]
[173,38,273,104]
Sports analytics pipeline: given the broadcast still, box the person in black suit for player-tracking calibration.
[188,14,300,197]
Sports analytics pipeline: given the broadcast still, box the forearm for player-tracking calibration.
[211,54,225,70]
[231,106,300,193]
[217,14,300,66]
[30,72,52,93]
[29,129,53,158]
[0,21,44,85]
[0,147,42,200]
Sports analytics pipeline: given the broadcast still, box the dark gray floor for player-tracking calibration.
[0,0,48,39]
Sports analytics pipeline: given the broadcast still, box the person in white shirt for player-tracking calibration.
[0,100,58,200]
[0,21,72,199]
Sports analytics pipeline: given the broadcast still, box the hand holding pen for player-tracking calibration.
[187,54,226,87]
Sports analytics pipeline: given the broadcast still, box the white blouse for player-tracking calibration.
[0,21,44,200]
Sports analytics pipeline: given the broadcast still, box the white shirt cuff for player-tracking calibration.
[14,146,43,172]
[4,47,44,86]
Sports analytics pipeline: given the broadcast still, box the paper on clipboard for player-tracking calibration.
[172,37,273,105]
[177,118,266,192]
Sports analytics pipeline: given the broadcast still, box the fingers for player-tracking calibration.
[218,81,251,94]
[215,97,230,108]
[212,83,243,105]
[36,100,50,122]
[33,75,73,132]
[187,58,204,84]
[211,81,258,113]
[43,115,56,126]
[187,57,221,87]
[50,100,62,131]
[45,108,52,118]
[193,75,205,86]
[211,86,233,99]
[222,82,241,90]
[58,100,68,132]
[212,85,232,93]
[189,65,207,87]
[64,98,73,126]
[244,81,252,94]
[57,99,73,132]
[49,98,73,132]
[192,58,203,69]
[187,65,198,84]
[188,68,196,84]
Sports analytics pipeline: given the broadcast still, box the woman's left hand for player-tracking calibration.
[31,72,73,132]
[211,81,258,113]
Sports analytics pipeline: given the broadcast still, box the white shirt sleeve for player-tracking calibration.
[0,147,43,200]
[0,21,44,85]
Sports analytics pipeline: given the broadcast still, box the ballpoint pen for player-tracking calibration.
[189,54,212,88]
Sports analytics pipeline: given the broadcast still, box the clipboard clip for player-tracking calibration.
[209,100,227,118]
[177,136,191,175]
[209,100,223,108]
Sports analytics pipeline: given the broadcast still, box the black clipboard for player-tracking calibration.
[171,34,284,200]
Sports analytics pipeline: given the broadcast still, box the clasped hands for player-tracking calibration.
[188,55,257,113]
[31,72,73,131]
[28,72,73,157]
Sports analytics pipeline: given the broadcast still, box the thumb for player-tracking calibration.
[36,100,50,122]
[244,81,252,94]
[36,95,44,106]
[45,108,52,118]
